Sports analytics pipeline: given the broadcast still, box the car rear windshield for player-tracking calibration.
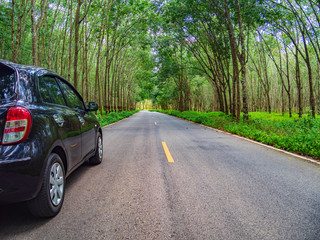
[0,62,16,100]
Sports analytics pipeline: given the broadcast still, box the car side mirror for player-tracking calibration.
[87,102,98,111]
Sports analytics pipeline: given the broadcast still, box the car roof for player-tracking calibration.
[0,59,44,73]
[0,59,61,79]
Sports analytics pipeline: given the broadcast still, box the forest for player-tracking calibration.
[1,0,320,120]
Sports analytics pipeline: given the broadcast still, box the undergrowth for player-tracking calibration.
[96,110,139,127]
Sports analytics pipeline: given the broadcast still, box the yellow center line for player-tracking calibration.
[154,122,157,125]
[162,142,174,163]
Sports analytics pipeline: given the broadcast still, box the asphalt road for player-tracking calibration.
[1,110,320,240]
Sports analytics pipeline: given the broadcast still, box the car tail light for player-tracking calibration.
[1,107,32,145]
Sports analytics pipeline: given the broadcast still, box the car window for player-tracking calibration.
[39,76,66,106]
[0,63,16,100]
[38,76,52,103]
[58,79,85,110]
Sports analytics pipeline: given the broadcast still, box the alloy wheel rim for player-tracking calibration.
[49,162,64,206]
[98,137,103,160]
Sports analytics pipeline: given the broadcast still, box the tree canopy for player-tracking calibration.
[1,0,319,118]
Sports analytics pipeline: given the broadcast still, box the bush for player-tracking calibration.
[97,110,139,127]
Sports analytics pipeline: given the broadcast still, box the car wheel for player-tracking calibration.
[27,153,65,218]
[89,133,103,165]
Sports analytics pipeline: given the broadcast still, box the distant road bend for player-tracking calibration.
[1,110,320,240]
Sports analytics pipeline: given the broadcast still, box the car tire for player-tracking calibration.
[89,133,103,165]
[27,153,65,218]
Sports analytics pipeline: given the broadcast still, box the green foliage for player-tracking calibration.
[153,110,320,159]
[2,0,320,116]
[134,46,157,102]
[96,110,139,127]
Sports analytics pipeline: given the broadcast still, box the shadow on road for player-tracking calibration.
[0,162,93,238]
[0,202,50,236]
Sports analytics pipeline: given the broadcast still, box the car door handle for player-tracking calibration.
[53,114,64,127]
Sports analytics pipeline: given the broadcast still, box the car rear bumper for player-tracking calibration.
[0,157,41,204]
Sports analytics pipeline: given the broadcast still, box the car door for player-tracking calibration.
[38,75,82,170]
[56,79,96,160]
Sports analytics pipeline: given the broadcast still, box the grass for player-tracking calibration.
[152,110,320,160]
[96,110,139,127]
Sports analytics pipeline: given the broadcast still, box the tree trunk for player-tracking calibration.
[11,0,16,62]
[11,0,26,62]
[302,34,316,118]
[60,0,71,76]
[82,21,89,101]
[295,51,303,117]
[223,0,240,120]
[30,0,47,66]
[235,0,248,120]
[73,0,83,90]
[67,0,74,82]
[285,46,292,117]
[31,0,38,66]
[95,34,104,114]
